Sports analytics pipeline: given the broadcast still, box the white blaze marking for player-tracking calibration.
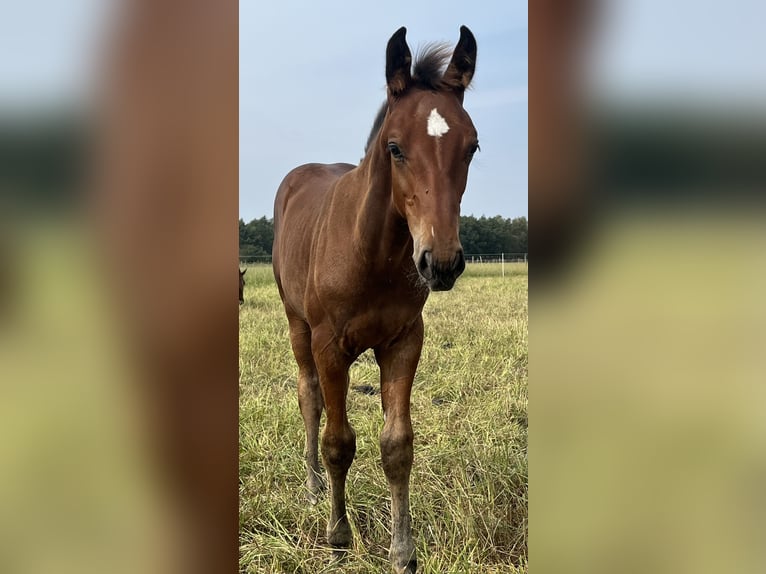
[427,108,450,137]
[431,225,434,238]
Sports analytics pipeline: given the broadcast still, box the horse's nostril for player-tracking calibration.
[418,250,433,277]
[454,249,466,274]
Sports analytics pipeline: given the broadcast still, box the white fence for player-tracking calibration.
[239,253,527,278]
[239,255,273,264]
[239,253,527,265]
[465,253,527,264]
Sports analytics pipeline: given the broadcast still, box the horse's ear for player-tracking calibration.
[386,27,412,98]
[443,26,477,102]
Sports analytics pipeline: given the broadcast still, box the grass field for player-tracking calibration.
[239,263,528,573]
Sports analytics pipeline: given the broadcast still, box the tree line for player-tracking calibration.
[240,215,527,259]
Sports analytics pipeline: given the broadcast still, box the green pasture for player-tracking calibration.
[239,262,528,573]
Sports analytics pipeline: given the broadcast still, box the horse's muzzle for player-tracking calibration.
[416,248,466,291]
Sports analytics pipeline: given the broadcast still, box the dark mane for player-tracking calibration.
[412,42,453,90]
[365,102,388,153]
[364,42,453,154]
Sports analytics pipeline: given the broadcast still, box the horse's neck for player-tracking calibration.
[349,152,412,266]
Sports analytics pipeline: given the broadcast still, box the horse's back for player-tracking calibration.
[273,162,355,316]
[274,163,354,220]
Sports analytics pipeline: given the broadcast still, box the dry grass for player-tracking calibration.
[239,263,527,573]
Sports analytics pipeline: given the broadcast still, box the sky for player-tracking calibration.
[584,0,766,109]
[0,0,112,111]
[2,1,766,221]
[239,1,529,221]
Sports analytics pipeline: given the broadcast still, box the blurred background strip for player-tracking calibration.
[530,1,766,573]
[0,1,238,573]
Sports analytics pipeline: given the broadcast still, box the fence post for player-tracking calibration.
[501,253,505,278]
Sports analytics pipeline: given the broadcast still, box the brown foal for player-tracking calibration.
[272,26,478,573]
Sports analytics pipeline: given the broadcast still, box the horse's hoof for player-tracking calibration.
[390,546,417,574]
[306,478,325,505]
[331,547,350,563]
[392,559,417,574]
[326,520,352,548]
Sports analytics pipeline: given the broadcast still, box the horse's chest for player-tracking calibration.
[309,270,426,355]
[336,303,419,355]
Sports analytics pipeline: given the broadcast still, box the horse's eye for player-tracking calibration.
[387,142,405,161]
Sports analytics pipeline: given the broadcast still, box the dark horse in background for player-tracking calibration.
[239,268,246,305]
[273,26,478,573]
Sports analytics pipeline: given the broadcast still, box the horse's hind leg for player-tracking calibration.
[288,316,324,504]
[375,318,423,574]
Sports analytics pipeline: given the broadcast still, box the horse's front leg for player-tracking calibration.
[312,326,356,553]
[375,316,423,574]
